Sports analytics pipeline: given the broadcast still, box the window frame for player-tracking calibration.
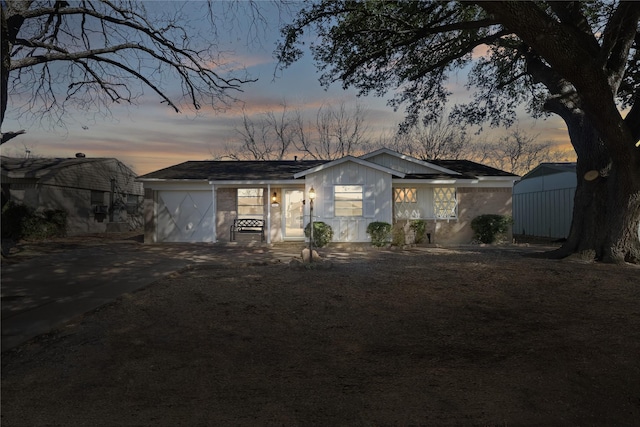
[394,187,420,220]
[237,188,264,219]
[433,187,457,219]
[334,184,363,217]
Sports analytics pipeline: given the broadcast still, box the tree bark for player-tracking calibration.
[603,154,640,263]
[481,1,640,263]
[545,111,608,260]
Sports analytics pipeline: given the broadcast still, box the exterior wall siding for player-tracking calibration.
[304,161,393,242]
[365,153,442,174]
[143,183,513,244]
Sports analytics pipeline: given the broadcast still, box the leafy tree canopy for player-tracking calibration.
[277,0,639,138]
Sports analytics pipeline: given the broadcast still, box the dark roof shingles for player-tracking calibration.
[429,159,519,177]
[138,160,330,181]
[138,158,517,181]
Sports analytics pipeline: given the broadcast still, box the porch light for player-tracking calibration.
[309,187,316,201]
[271,191,279,205]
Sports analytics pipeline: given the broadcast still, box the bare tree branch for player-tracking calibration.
[1,0,267,142]
[1,129,26,144]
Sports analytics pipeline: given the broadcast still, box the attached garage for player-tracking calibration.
[156,190,214,242]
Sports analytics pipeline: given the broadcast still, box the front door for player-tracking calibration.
[283,189,305,239]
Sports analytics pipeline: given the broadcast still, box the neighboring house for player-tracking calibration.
[1,155,144,235]
[513,162,577,239]
[139,149,518,245]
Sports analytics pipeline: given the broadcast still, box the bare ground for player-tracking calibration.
[2,235,640,426]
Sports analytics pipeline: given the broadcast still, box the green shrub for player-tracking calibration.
[304,221,334,248]
[391,226,405,246]
[409,219,427,244]
[470,214,512,244]
[1,201,67,240]
[366,221,392,247]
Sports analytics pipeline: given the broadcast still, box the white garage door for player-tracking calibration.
[157,190,214,242]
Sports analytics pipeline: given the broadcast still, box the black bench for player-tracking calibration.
[230,218,265,241]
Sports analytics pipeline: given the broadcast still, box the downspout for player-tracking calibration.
[211,184,217,243]
[267,184,272,244]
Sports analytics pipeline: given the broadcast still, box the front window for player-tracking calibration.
[238,188,264,218]
[434,187,457,218]
[394,187,420,219]
[334,185,363,217]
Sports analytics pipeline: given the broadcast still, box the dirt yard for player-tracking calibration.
[2,236,639,426]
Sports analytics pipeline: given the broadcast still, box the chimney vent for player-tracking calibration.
[75,153,86,158]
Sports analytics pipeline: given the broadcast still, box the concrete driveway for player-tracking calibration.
[1,239,300,352]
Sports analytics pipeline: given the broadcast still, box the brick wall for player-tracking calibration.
[216,188,236,241]
[434,187,512,244]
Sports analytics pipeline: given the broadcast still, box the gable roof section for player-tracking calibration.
[360,148,462,175]
[293,155,405,179]
[138,160,329,181]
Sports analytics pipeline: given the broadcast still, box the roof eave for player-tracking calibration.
[208,179,303,185]
[136,178,209,183]
[394,178,478,185]
[476,176,520,181]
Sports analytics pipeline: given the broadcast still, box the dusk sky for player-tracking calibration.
[1,1,574,175]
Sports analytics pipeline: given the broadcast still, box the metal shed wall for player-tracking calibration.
[513,171,576,238]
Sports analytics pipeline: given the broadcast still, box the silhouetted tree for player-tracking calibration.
[1,0,274,144]
[278,0,639,262]
[220,100,371,160]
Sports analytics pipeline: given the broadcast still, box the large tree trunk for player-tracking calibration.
[546,109,640,263]
[604,155,640,263]
[547,113,608,260]
[558,157,640,263]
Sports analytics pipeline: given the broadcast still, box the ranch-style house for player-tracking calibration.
[137,148,518,245]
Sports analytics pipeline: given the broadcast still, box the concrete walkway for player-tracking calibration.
[1,241,302,352]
